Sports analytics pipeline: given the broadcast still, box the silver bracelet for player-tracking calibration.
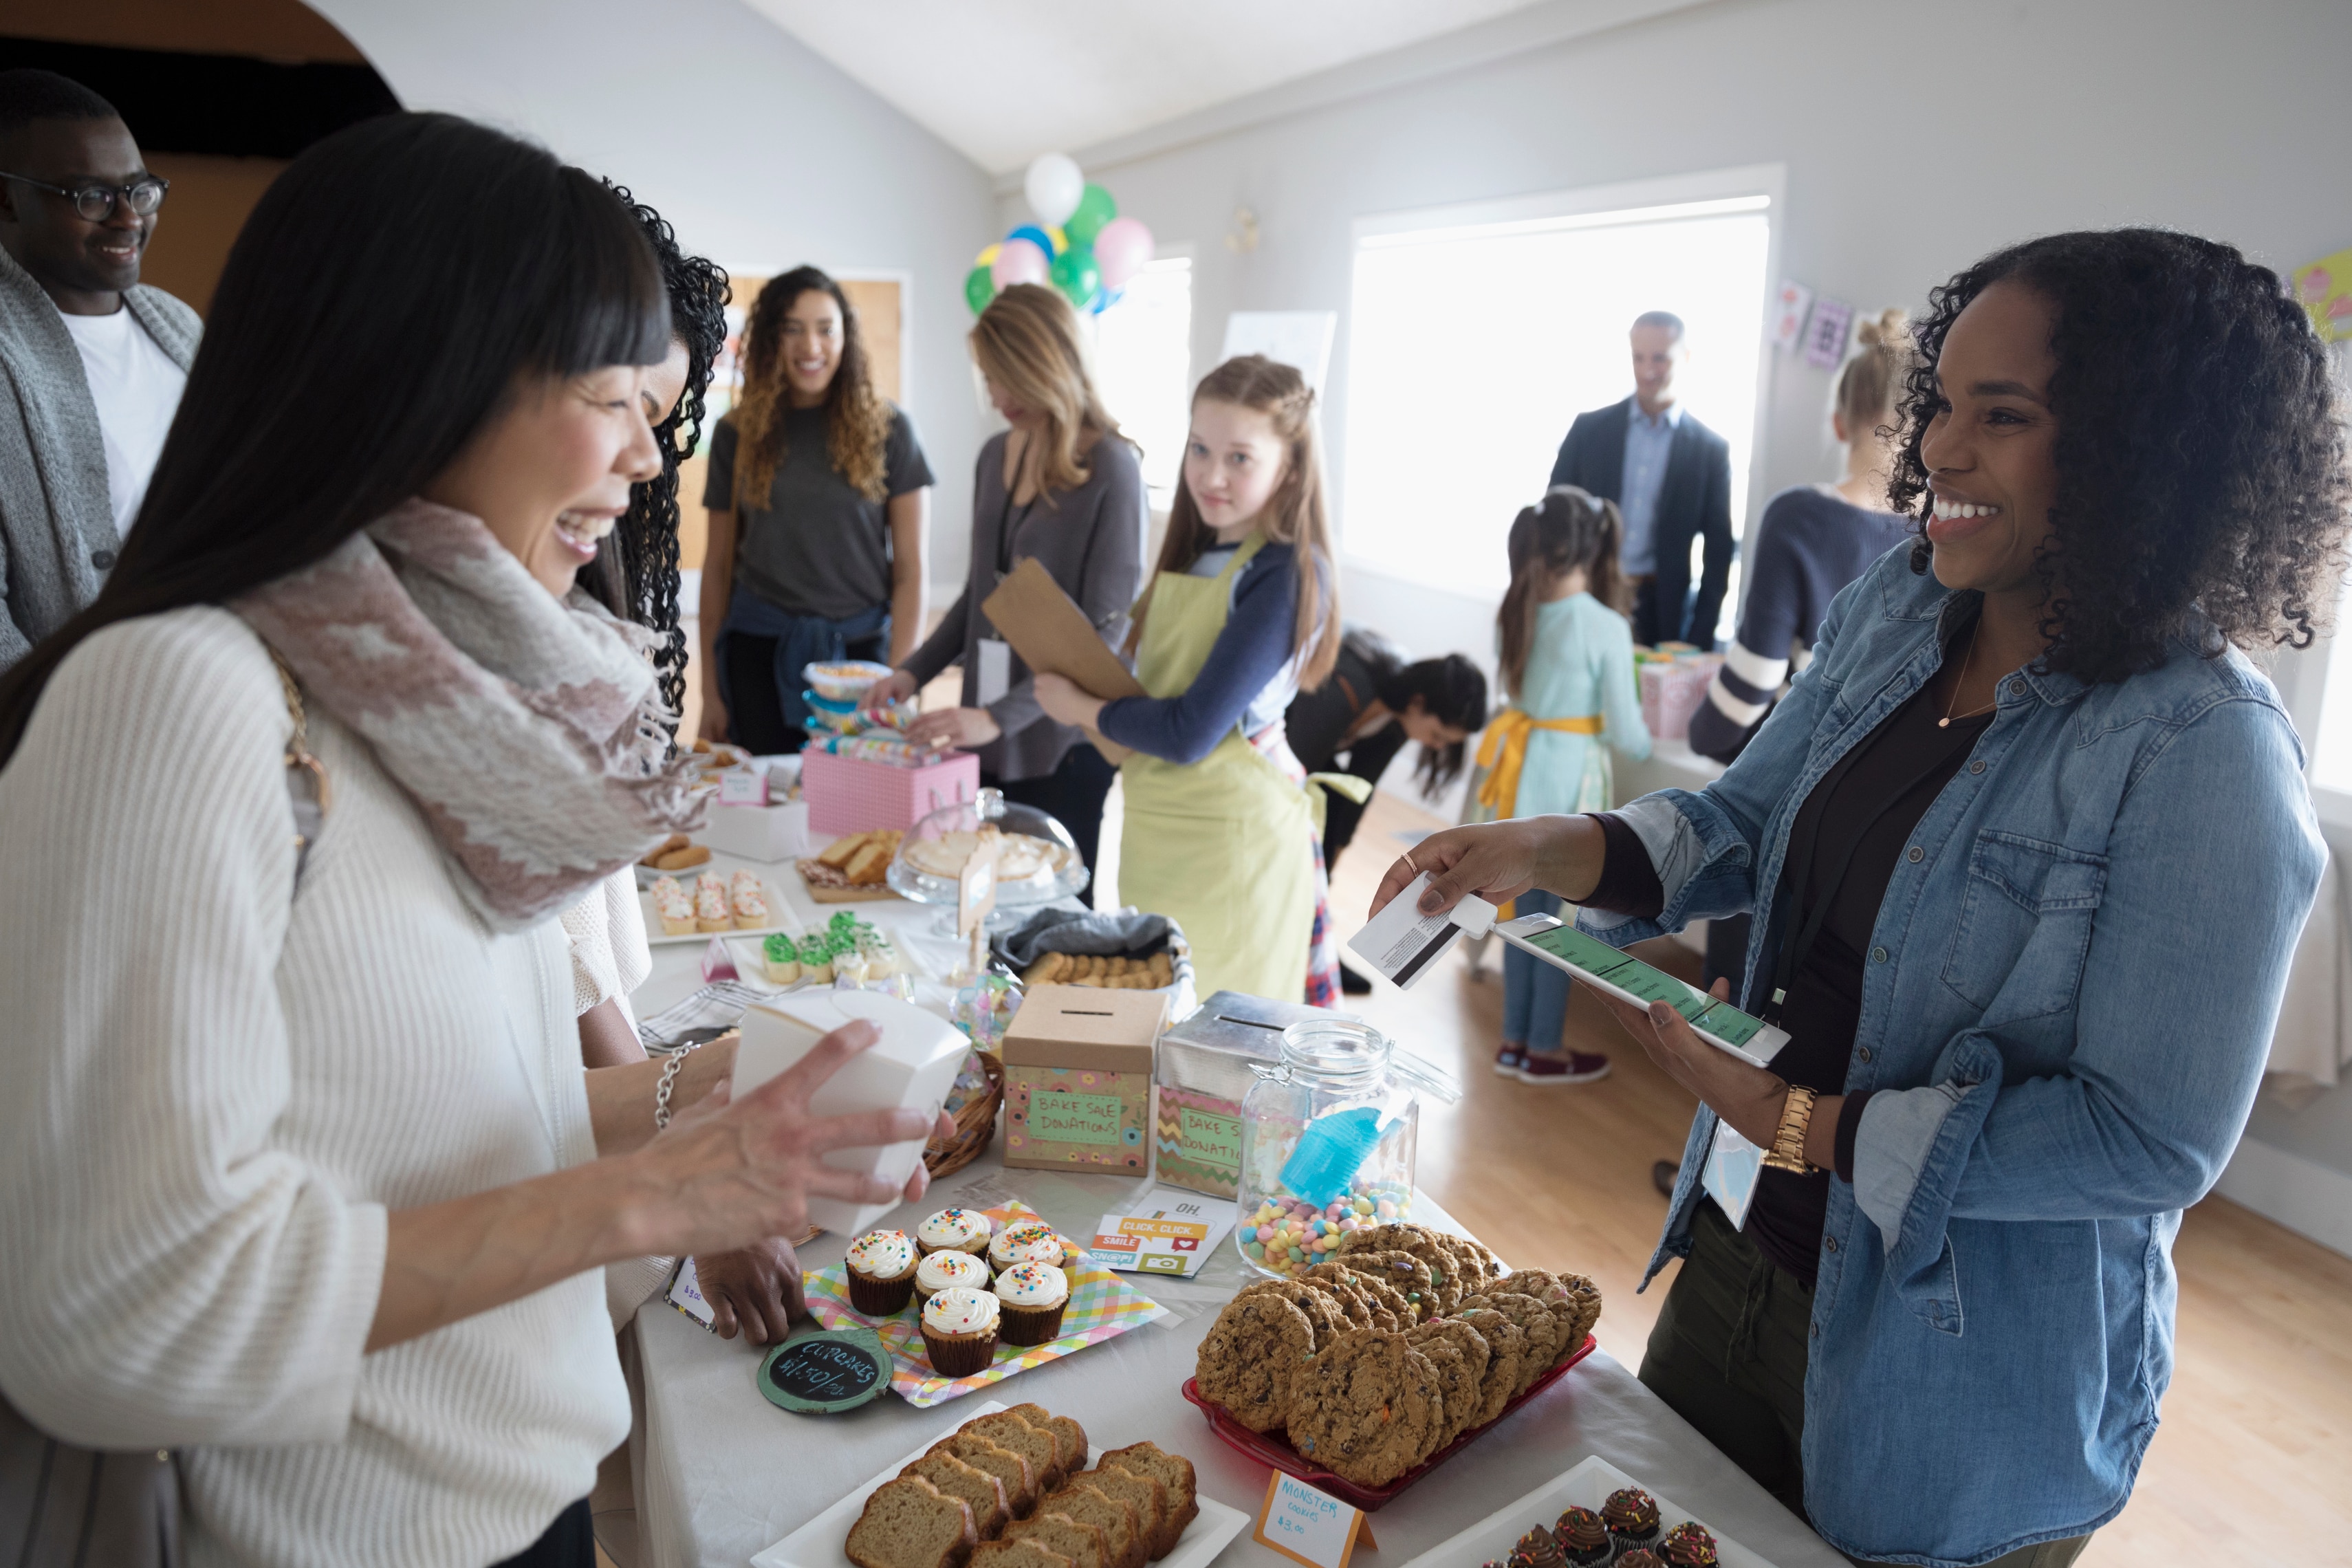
[653,1043,702,1131]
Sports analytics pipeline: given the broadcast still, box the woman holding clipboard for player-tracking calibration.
[866,285,1145,875]
[1036,354,1351,1005]
[1369,232,2341,1566]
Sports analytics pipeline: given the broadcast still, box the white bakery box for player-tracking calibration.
[698,754,809,862]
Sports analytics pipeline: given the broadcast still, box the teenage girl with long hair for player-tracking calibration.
[866,283,1146,874]
[1477,485,1651,1084]
[1035,355,1347,1004]
[699,265,933,750]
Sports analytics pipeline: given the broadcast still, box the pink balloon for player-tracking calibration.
[1093,216,1154,290]
[992,237,1049,290]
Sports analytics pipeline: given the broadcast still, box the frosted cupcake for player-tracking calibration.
[991,1261,1071,1346]
[916,1206,995,1258]
[915,1249,992,1306]
[921,1286,1001,1375]
[1602,1488,1662,1557]
[1551,1507,1612,1568]
[1657,1521,1719,1568]
[988,1221,1067,1272]
[844,1228,919,1315]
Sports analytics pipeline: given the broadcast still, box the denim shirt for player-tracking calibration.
[1582,546,2324,1567]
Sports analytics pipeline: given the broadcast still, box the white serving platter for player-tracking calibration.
[1397,1454,1778,1568]
[752,1399,1249,1568]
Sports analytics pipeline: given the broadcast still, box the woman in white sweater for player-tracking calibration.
[0,113,944,1568]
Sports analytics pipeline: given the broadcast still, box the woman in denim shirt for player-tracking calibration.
[1379,230,2346,1567]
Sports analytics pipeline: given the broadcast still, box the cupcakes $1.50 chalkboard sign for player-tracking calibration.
[758,1327,892,1415]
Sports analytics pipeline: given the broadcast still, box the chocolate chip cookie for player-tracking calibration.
[1195,1293,1316,1433]
[1450,1307,1525,1426]
[1283,1329,1444,1487]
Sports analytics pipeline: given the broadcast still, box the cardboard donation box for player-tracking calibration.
[1001,985,1167,1175]
[1154,990,1359,1198]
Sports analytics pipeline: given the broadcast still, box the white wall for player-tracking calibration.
[313,0,1001,593]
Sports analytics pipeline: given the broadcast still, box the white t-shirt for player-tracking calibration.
[59,304,187,540]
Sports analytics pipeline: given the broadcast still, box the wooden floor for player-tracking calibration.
[1322,787,2352,1567]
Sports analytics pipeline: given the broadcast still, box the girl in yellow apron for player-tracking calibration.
[1035,356,1353,1004]
[1476,486,1650,1083]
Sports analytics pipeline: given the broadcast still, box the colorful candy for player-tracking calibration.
[1236,1187,1412,1276]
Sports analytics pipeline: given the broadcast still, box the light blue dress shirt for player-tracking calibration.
[1616,400,1683,576]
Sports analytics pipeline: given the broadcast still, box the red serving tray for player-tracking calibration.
[1180,1333,1596,1510]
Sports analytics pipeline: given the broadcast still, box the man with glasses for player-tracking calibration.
[0,69,198,666]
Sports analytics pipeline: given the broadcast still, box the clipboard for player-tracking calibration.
[979,556,1146,764]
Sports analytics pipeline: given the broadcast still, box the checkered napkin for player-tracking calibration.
[804,1200,1170,1408]
[635,981,765,1052]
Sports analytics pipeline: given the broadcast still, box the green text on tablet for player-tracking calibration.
[1492,913,1789,1068]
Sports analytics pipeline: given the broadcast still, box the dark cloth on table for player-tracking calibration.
[993,906,1177,968]
[702,405,933,622]
[1548,396,1735,649]
[1581,616,1991,1287]
[493,1498,594,1568]
[989,742,1118,880]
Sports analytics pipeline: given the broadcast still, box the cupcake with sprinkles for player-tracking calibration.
[1551,1506,1612,1567]
[1613,1553,1662,1568]
[991,1260,1071,1345]
[1657,1521,1717,1567]
[843,1228,919,1315]
[1602,1488,1662,1556]
[920,1285,1001,1375]
[915,1248,991,1306]
[1511,1527,1563,1568]
[988,1219,1068,1271]
[915,1206,996,1258]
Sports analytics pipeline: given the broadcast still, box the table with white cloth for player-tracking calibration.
[625,840,1846,1568]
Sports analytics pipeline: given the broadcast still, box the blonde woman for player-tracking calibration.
[699,265,932,750]
[869,283,1146,872]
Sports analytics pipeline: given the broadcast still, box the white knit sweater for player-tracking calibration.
[0,609,629,1567]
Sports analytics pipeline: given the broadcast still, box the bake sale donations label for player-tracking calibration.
[1090,1187,1236,1278]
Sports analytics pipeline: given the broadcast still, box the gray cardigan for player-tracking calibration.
[0,246,201,667]
[905,430,1148,780]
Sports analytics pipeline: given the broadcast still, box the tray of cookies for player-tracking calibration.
[752,1398,1248,1568]
[1182,1224,1604,1509]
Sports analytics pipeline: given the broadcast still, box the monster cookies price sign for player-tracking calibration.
[1253,1472,1374,1568]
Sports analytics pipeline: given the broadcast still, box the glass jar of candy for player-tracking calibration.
[1234,1019,1461,1281]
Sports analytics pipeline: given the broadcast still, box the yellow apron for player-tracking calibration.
[1119,533,1322,1002]
[1473,708,1604,821]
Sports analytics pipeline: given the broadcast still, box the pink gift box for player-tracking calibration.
[1640,655,1721,743]
[800,747,981,835]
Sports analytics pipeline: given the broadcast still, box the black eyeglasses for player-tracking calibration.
[0,173,169,221]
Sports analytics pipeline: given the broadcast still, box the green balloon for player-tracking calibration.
[1049,246,1101,309]
[1064,184,1118,247]
[964,263,996,315]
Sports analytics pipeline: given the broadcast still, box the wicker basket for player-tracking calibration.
[924,1049,1004,1177]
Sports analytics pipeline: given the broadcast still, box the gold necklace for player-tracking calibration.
[1939,620,1998,728]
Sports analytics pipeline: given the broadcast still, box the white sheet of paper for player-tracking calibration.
[976,638,1011,706]
[1703,1121,1763,1230]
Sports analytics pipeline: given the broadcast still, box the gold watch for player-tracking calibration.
[1761,1083,1824,1175]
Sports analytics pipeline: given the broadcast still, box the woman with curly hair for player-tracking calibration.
[699,265,932,750]
[1375,229,2346,1566]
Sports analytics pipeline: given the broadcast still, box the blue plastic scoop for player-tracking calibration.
[1279,1105,1386,1209]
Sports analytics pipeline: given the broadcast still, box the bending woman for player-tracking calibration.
[1037,355,1344,1004]
[867,283,1146,874]
[1375,230,2344,1566]
[699,265,933,750]
[0,114,941,1567]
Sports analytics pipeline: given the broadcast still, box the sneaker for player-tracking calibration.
[1339,966,1373,996]
[1516,1050,1612,1085]
[1494,1043,1525,1076]
[1651,1159,1679,1197]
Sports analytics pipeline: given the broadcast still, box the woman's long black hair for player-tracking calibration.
[1378,655,1488,794]
[1888,228,2352,684]
[592,184,729,721]
[0,111,668,763]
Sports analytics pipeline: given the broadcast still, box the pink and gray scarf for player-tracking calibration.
[239,498,706,929]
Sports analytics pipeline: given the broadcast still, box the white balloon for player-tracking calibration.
[1025,153,1084,228]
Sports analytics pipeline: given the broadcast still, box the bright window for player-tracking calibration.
[1343,173,1776,618]
[1091,254,1194,501]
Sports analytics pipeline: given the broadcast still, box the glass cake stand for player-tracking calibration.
[886,787,1090,935]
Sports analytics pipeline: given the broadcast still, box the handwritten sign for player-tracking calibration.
[756,1327,892,1415]
[1182,1107,1244,1168]
[1253,1472,1373,1568]
[1031,1091,1126,1144]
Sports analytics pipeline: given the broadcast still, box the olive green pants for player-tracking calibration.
[1638,1199,2090,1568]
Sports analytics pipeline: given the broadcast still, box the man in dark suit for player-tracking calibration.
[1547,310,1734,649]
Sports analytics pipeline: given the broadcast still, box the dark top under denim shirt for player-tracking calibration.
[1575,547,2323,1565]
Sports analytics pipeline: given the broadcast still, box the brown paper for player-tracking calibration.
[979,557,1146,765]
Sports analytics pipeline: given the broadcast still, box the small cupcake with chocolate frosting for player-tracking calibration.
[1551,1506,1613,1567]
[1657,1521,1717,1567]
[991,1260,1071,1345]
[1602,1488,1661,1556]
[915,1206,994,1258]
[844,1228,919,1315]
[1613,1553,1663,1568]
[1511,1528,1564,1568]
[915,1248,991,1307]
[920,1286,1001,1375]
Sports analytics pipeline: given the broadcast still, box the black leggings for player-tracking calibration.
[723,627,890,755]
[493,1498,594,1567]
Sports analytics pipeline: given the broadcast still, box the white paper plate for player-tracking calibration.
[639,878,787,946]
[1397,1454,1778,1568]
[752,1399,1249,1568]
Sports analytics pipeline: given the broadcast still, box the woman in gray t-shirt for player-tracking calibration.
[869,285,1146,874]
[698,266,933,750]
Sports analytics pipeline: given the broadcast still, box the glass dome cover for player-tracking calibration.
[886,787,1089,909]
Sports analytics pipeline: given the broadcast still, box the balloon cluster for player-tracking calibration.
[965,152,1155,317]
